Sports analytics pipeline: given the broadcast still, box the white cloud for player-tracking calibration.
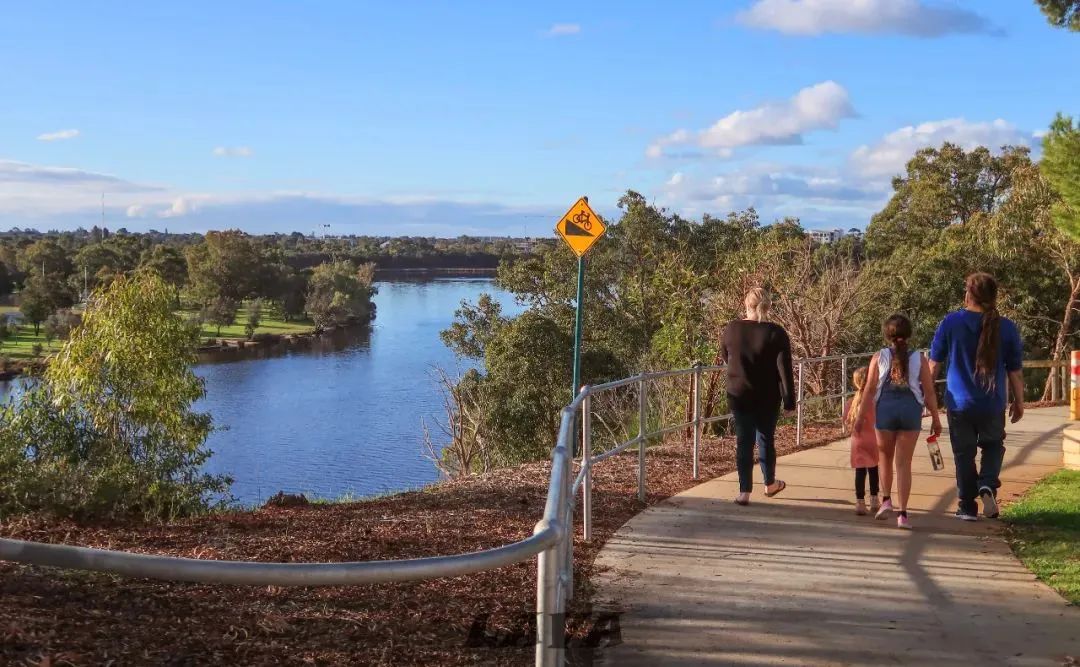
[0,159,162,217]
[0,156,561,235]
[737,0,997,37]
[212,146,254,158]
[663,164,881,204]
[850,118,1033,179]
[647,81,855,158]
[37,129,81,142]
[159,196,201,218]
[544,23,581,37]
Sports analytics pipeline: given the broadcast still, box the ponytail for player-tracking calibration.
[883,314,913,384]
[967,273,1001,388]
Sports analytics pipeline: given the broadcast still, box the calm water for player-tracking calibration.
[2,276,520,506]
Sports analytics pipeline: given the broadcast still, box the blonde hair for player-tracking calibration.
[846,367,868,428]
[744,288,771,322]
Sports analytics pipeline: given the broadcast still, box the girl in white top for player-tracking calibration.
[854,314,942,530]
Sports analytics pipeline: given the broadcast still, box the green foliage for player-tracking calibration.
[864,144,1030,259]
[1035,0,1080,30]
[201,296,238,336]
[0,272,229,519]
[20,274,74,334]
[140,244,189,301]
[185,230,262,303]
[244,299,263,339]
[304,261,377,330]
[440,293,506,360]
[1041,113,1080,240]
[44,310,82,343]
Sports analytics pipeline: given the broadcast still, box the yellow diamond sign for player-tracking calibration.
[555,197,606,257]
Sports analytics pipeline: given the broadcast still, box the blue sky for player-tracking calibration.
[1,1,1077,235]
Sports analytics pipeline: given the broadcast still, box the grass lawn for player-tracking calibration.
[177,307,315,341]
[0,304,316,361]
[1003,469,1080,605]
[0,305,64,360]
[0,328,64,360]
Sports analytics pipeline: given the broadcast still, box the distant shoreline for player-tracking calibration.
[373,267,497,276]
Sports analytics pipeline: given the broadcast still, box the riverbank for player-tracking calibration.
[0,422,842,666]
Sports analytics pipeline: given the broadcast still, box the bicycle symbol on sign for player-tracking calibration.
[572,210,593,231]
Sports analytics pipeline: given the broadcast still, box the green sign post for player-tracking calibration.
[554,196,607,439]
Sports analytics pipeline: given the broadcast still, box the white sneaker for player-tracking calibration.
[980,487,999,519]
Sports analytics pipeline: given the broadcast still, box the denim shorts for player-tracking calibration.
[875,389,923,432]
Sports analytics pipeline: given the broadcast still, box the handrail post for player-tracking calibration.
[840,355,848,420]
[582,389,593,542]
[562,434,574,603]
[638,373,647,503]
[535,523,564,667]
[692,362,702,480]
[796,361,805,448]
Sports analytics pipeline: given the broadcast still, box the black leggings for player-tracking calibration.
[855,466,879,500]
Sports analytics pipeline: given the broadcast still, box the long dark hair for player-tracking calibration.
[883,314,913,384]
[967,272,1000,388]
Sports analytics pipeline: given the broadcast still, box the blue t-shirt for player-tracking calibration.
[929,310,1023,413]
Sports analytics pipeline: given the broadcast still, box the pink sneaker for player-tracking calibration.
[897,514,912,530]
[875,498,894,520]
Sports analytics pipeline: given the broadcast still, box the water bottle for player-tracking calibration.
[926,434,945,471]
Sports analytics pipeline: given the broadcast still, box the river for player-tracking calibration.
[3,275,521,506]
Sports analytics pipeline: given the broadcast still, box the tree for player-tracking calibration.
[19,275,65,334]
[0,271,229,518]
[73,243,122,292]
[987,162,1080,394]
[1040,113,1080,240]
[44,310,82,343]
[185,230,263,304]
[201,296,238,337]
[18,239,72,278]
[864,143,1031,258]
[244,299,262,339]
[140,244,189,305]
[304,261,377,330]
[1036,0,1080,30]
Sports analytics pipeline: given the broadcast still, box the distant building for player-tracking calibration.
[809,228,845,244]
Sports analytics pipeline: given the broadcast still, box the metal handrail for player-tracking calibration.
[0,352,1062,667]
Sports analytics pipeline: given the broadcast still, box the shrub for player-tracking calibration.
[0,271,231,520]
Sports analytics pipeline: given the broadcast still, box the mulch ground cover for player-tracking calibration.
[0,423,841,666]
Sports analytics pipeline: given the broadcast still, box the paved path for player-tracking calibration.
[593,407,1078,666]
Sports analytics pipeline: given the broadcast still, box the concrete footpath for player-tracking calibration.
[593,407,1078,666]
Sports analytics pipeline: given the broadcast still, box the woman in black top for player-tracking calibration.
[719,288,796,506]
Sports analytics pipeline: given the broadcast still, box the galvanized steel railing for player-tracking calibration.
[0,353,1068,666]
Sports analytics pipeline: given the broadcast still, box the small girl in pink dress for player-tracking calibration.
[845,367,880,515]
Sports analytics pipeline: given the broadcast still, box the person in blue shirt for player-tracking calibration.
[928,273,1025,522]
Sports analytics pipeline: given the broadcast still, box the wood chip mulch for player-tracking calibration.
[0,423,841,666]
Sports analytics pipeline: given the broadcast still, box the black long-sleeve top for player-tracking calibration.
[719,319,796,412]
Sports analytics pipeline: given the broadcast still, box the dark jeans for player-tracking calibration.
[855,466,879,500]
[947,409,1006,514]
[732,406,779,493]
